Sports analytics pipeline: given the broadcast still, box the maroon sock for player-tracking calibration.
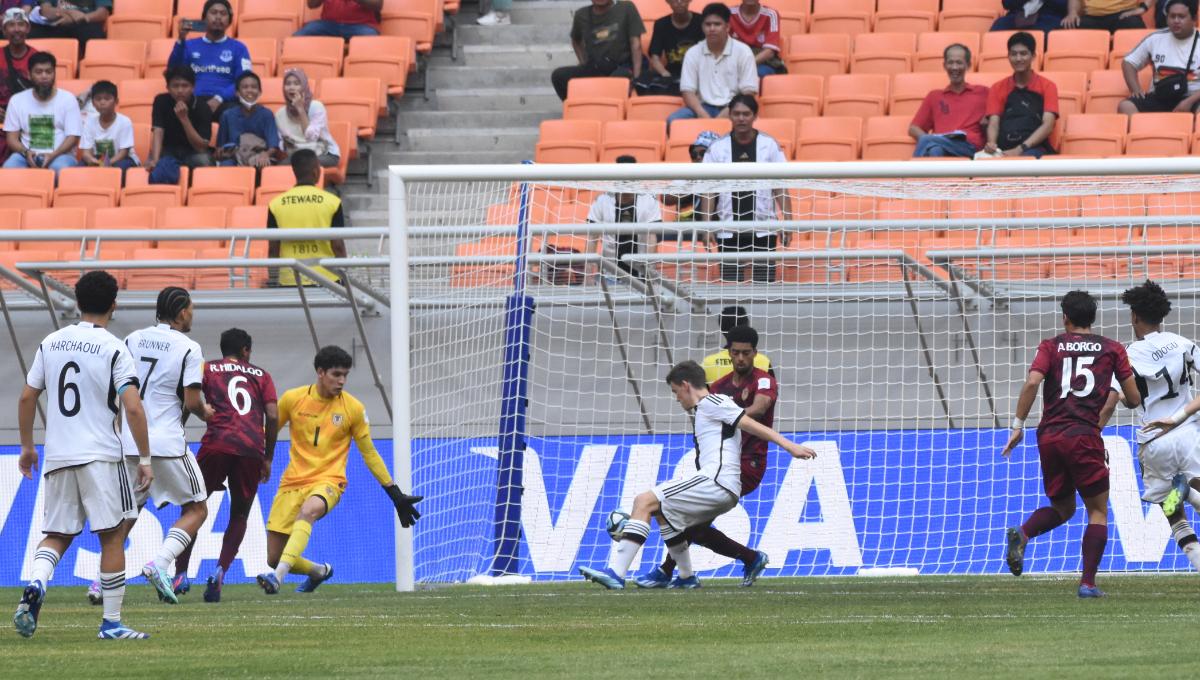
[1080,523,1108,587]
[218,515,249,573]
[693,526,758,565]
[1021,506,1067,540]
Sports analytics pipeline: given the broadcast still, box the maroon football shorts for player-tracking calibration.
[196,447,263,503]
[1036,431,1110,500]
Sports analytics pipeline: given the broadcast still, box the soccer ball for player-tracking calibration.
[606,510,630,541]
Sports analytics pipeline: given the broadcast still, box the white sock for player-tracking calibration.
[275,562,292,581]
[30,547,60,589]
[607,519,649,577]
[154,527,192,571]
[667,541,693,579]
[1188,492,1200,515]
[99,571,125,623]
[1184,543,1200,572]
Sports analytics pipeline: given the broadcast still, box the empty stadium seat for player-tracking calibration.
[238,0,303,39]
[861,116,916,160]
[53,167,122,210]
[188,167,256,207]
[345,36,415,97]
[889,72,945,117]
[626,95,684,120]
[164,206,230,250]
[451,237,518,286]
[21,207,88,259]
[255,166,305,205]
[1040,70,1087,116]
[0,169,54,210]
[380,0,437,53]
[323,120,354,185]
[1126,112,1192,156]
[824,73,889,118]
[786,34,850,77]
[1084,69,1148,113]
[938,0,1001,33]
[874,0,937,33]
[319,77,383,139]
[80,40,147,81]
[655,240,715,283]
[759,74,823,121]
[808,0,873,36]
[966,71,1009,88]
[796,116,861,160]
[850,33,916,75]
[1059,113,1127,156]
[126,247,197,289]
[146,38,176,75]
[665,118,731,161]
[107,0,171,41]
[280,36,344,80]
[241,37,280,77]
[562,77,629,121]
[753,118,796,157]
[122,168,185,214]
[1110,28,1154,68]
[915,32,981,72]
[535,119,601,163]
[0,250,60,289]
[92,207,157,250]
[1044,30,1110,73]
[600,120,666,162]
[116,78,161,126]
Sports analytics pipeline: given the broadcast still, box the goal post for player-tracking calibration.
[391,158,1200,588]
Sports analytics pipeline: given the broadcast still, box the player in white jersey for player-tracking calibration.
[14,271,154,640]
[579,360,815,589]
[91,287,214,606]
[1120,281,1200,573]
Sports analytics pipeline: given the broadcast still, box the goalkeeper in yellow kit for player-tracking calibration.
[256,345,422,594]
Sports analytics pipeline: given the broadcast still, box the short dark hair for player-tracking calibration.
[291,148,320,182]
[164,64,196,86]
[203,0,233,17]
[28,51,55,72]
[728,93,758,115]
[943,43,972,65]
[155,286,191,323]
[1166,0,1198,16]
[235,70,261,89]
[1121,280,1172,326]
[726,324,758,349]
[75,271,119,315]
[1061,290,1097,328]
[719,305,750,337]
[666,360,707,389]
[615,155,637,163]
[91,80,118,99]
[700,2,731,22]
[314,345,353,372]
[219,328,253,357]
[1007,31,1037,54]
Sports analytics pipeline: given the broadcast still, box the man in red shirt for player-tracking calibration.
[729,0,783,77]
[984,31,1059,157]
[909,44,989,158]
[0,8,38,162]
[294,0,380,38]
[1000,291,1140,598]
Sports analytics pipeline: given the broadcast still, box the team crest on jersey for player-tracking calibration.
[332,413,344,427]
[220,50,233,62]
[741,387,750,401]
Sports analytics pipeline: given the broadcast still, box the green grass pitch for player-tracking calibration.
[1,576,1193,678]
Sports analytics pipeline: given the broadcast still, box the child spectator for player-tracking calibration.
[79,80,138,172]
[217,71,283,168]
[275,68,340,167]
[147,65,213,185]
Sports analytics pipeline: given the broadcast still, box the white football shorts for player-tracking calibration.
[42,460,138,535]
[652,474,737,536]
[1139,424,1200,504]
[125,452,207,509]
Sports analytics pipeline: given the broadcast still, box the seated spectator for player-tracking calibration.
[992,0,1069,32]
[664,129,721,227]
[638,0,703,96]
[477,0,512,25]
[2,51,79,174]
[729,0,784,78]
[168,0,253,114]
[147,65,213,185]
[275,69,340,168]
[700,94,790,283]
[217,71,284,168]
[587,155,662,280]
[0,8,38,161]
[295,0,381,38]
[667,3,758,125]
[1062,0,1147,30]
[909,44,989,158]
[27,0,108,47]
[1119,0,1200,114]
[551,0,646,101]
[79,79,138,172]
[984,31,1058,157]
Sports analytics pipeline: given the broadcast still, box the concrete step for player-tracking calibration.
[455,23,571,46]
[377,149,531,165]
[396,127,538,152]
[397,109,558,129]
[427,65,555,89]
[414,87,563,112]
[431,43,577,68]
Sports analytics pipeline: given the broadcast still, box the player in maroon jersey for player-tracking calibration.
[1000,291,1140,597]
[636,325,778,588]
[173,328,278,603]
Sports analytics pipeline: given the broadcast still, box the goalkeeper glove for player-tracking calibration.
[385,484,423,528]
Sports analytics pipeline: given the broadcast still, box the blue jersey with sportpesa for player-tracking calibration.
[168,36,253,102]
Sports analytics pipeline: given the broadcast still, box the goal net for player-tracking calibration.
[391,158,1200,586]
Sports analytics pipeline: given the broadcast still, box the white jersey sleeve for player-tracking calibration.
[1128,331,1198,442]
[120,324,203,458]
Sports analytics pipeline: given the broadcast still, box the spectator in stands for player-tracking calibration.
[1118,0,1200,114]
[2,51,79,174]
[168,0,253,114]
[27,0,109,47]
[79,80,138,172]
[267,149,346,287]
[276,69,340,168]
[217,71,284,168]
[1061,0,1147,30]
[551,0,646,101]
[992,0,1068,32]
[477,0,512,25]
[0,8,38,162]
[667,3,758,126]
[295,0,381,38]
[587,155,662,281]
[729,0,784,78]
[909,44,989,158]
[665,129,720,226]
[147,65,213,184]
[637,0,703,96]
[983,31,1058,157]
[700,94,790,283]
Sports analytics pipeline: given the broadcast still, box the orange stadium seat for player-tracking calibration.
[21,208,89,266]
[56,79,95,98]
[777,8,808,50]
[861,116,916,160]
[808,0,873,36]
[188,167,256,207]
[107,0,172,41]
[1146,191,1200,241]
[80,40,147,81]
[0,169,53,210]
[1080,193,1147,222]
[323,120,354,184]
[53,167,122,210]
[255,165,307,205]
[759,74,823,121]
[563,77,629,121]
[345,36,415,97]
[1044,30,1110,73]
[280,36,344,81]
[938,0,1001,33]
[164,206,230,250]
[451,237,518,287]
[1126,112,1192,156]
[654,240,715,283]
[915,33,980,72]
[1084,69,1148,113]
[238,0,303,39]
[753,118,796,157]
[889,72,945,117]
[0,250,60,289]
[241,37,280,77]
[319,77,383,139]
[1041,70,1087,116]
[850,33,916,75]
[92,207,156,249]
[535,119,602,163]
[27,39,78,79]
[823,73,889,118]
[380,0,437,53]
[1110,28,1154,69]
[256,76,286,111]
[786,33,850,77]
[122,168,185,214]
[126,247,197,289]
[1059,113,1127,156]
[796,116,861,160]
[966,71,1008,88]
[146,38,175,75]
[1010,194,1081,219]
[626,95,684,120]
[116,79,161,126]
[665,118,731,161]
[174,0,240,36]
[874,0,937,34]
[600,120,666,162]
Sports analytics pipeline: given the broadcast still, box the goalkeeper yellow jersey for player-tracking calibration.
[276,384,392,491]
[701,350,773,385]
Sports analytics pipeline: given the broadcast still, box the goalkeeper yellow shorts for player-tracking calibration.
[266,480,345,534]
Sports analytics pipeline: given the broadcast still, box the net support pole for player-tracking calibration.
[946,266,1001,428]
[388,172,415,592]
[492,168,536,577]
[901,262,955,428]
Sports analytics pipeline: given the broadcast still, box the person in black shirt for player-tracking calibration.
[638,0,704,96]
[147,65,214,185]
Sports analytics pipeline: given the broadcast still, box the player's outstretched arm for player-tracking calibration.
[120,387,155,492]
[1144,390,1200,437]
[1002,370,1044,458]
[184,385,214,423]
[17,385,42,479]
[736,416,816,459]
[351,415,425,527]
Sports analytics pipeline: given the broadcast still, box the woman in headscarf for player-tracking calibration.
[275,68,340,168]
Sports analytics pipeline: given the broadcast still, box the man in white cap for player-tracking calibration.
[0,8,38,161]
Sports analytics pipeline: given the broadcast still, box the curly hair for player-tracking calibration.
[1121,280,1172,326]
